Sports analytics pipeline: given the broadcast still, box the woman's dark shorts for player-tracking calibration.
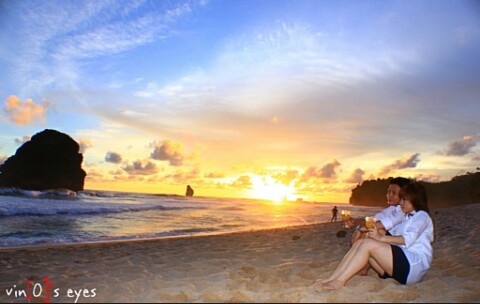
[379,244,410,285]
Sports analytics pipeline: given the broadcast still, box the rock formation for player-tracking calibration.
[186,185,194,197]
[0,129,86,191]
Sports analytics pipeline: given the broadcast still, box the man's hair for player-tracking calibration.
[389,177,411,188]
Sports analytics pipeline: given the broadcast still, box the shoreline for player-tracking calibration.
[1,204,479,303]
[0,221,326,253]
[0,203,473,253]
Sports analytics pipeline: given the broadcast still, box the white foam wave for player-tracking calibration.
[0,187,77,197]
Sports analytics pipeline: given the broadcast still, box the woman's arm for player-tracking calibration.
[373,234,405,245]
[368,226,405,245]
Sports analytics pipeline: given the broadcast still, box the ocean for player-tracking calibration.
[0,188,383,249]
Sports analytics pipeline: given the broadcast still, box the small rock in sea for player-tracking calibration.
[336,230,347,238]
[292,235,301,240]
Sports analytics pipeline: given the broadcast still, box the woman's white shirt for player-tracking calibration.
[390,210,434,284]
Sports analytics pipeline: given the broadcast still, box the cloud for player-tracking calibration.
[413,173,442,183]
[150,140,185,166]
[379,153,421,176]
[123,159,158,175]
[64,17,479,174]
[301,160,341,181]
[15,135,31,145]
[134,23,394,106]
[230,175,253,189]
[3,95,48,126]
[344,168,365,184]
[105,151,122,164]
[3,0,206,95]
[163,168,200,183]
[272,169,299,185]
[204,171,225,178]
[444,136,476,156]
[77,138,93,154]
[125,22,431,157]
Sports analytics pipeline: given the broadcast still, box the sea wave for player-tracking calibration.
[214,206,246,211]
[0,187,77,198]
[0,198,204,217]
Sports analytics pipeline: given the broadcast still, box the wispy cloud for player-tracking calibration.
[444,135,477,156]
[135,23,412,107]
[379,153,421,177]
[3,0,204,95]
[124,22,426,162]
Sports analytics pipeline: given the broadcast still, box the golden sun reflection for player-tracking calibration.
[248,176,295,204]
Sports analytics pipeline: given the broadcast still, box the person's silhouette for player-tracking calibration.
[331,206,338,222]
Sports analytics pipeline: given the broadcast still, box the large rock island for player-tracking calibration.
[0,129,86,192]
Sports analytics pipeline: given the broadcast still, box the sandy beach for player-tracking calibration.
[1,204,479,303]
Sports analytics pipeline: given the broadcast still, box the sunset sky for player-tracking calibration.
[1,0,479,203]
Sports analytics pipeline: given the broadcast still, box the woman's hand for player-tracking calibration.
[368,225,384,241]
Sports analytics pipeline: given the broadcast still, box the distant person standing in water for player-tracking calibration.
[331,206,338,222]
[186,185,194,197]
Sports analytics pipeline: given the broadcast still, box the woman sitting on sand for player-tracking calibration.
[316,182,434,289]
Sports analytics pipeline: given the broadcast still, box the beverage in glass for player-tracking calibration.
[365,216,376,229]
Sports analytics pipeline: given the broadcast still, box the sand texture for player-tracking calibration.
[1,204,479,303]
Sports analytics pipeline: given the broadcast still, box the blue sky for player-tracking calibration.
[1,0,479,201]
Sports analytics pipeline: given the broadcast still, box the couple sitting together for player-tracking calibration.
[316,178,434,290]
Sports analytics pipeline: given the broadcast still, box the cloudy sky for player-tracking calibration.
[1,0,479,202]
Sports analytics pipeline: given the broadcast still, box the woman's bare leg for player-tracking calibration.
[357,263,370,276]
[320,239,393,290]
[368,257,383,275]
[316,239,366,285]
[352,232,370,276]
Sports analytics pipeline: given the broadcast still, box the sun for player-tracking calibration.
[248,176,295,204]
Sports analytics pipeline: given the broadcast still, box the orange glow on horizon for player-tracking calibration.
[85,176,350,204]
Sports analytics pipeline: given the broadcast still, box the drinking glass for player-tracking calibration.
[365,216,376,229]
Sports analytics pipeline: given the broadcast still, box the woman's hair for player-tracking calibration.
[400,182,429,214]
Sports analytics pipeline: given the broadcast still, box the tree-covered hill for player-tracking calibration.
[349,172,480,209]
